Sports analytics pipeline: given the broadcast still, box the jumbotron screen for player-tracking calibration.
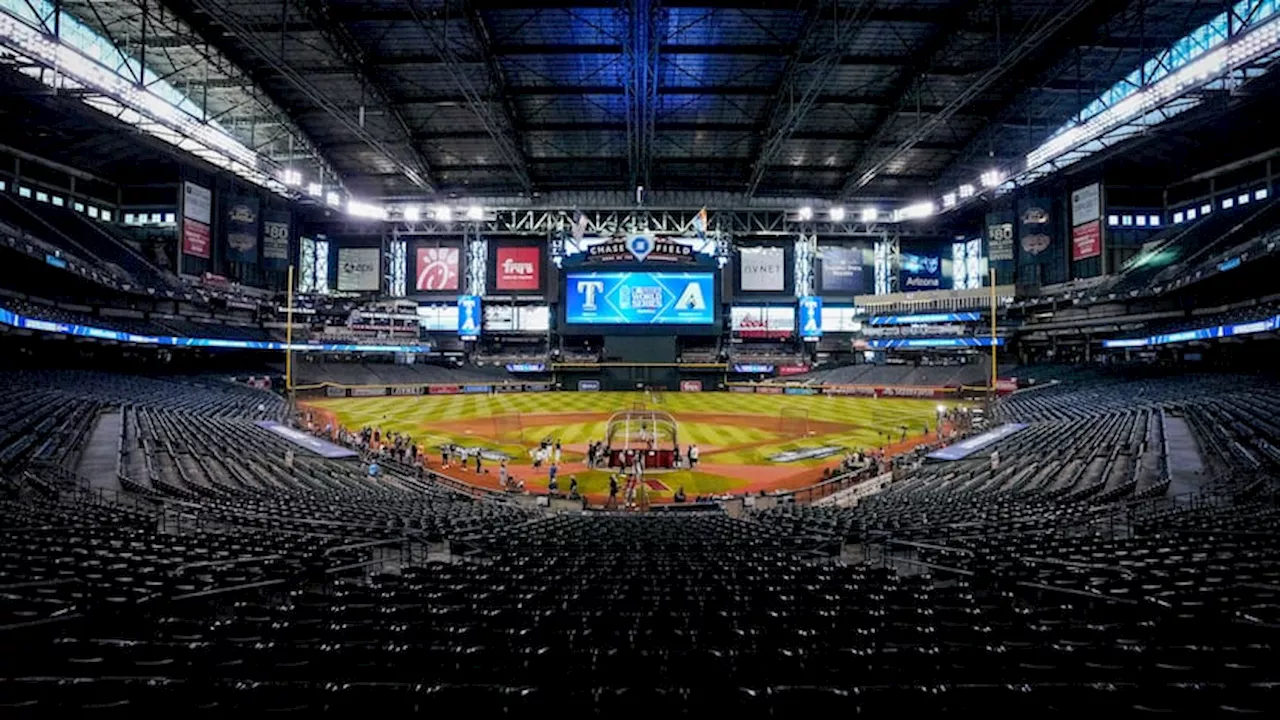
[564,272,715,325]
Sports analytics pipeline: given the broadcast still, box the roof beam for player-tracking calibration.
[183,0,435,191]
[840,0,1103,196]
[746,0,883,197]
[622,0,661,190]
[398,0,533,194]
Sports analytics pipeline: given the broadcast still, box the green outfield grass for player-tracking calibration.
[305,392,956,482]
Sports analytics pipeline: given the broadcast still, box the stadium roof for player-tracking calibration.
[0,0,1261,203]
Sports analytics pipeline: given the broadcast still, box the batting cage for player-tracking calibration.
[605,409,679,469]
[778,407,811,436]
[492,412,523,442]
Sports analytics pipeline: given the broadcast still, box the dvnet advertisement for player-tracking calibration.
[565,272,714,325]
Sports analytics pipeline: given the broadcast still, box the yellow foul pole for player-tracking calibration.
[285,264,295,393]
[989,267,997,394]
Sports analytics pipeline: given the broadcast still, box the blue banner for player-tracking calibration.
[899,252,942,290]
[798,296,822,339]
[506,363,547,373]
[784,387,818,396]
[732,364,774,373]
[457,295,481,338]
[1102,314,1280,348]
[462,385,491,394]
[0,306,430,353]
[819,246,864,293]
[577,380,601,391]
[565,272,714,325]
[927,423,1029,461]
[225,195,260,264]
[867,337,1003,349]
[870,312,980,325]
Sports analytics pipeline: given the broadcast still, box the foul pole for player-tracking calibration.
[989,267,997,404]
[286,265,296,409]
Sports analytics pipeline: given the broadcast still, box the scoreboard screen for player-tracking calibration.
[564,272,715,326]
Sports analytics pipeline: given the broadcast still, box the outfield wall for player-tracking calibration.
[297,379,981,400]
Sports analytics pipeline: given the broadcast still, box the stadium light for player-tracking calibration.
[980,170,1004,188]
[941,192,957,209]
[325,191,341,208]
[346,200,387,221]
[894,202,935,222]
[466,205,484,221]
[860,207,878,222]
[306,182,323,198]
[958,184,975,199]
[829,206,846,222]
[798,206,813,221]
[281,169,302,187]
[432,205,452,223]
[402,205,421,222]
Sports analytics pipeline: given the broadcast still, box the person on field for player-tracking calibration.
[499,460,509,489]
[608,474,619,508]
[688,444,699,469]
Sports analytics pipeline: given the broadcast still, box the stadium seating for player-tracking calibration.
[1,369,1278,713]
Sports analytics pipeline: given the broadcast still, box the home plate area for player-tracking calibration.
[643,478,670,492]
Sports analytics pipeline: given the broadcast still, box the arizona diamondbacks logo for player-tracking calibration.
[626,235,654,262]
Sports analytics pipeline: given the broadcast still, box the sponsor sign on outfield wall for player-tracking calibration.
[391,386,424,396]
[738,246,786,292]
[730,386,756,394]
[429,385,460,395]
[578,380,601,391]
[326,386,347,397]
[495,247,541,291]
[756,386,784,395]
[524,383,551,392]
[416,246,460,291]
[784,387,818,395]
[680,380,703,392]
[350,387,386,397]
[495,384,524,393]
[463,385,491,394]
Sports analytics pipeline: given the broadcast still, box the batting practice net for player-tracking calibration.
[778,407,810,436]
[606,409,678,449]
[492,412,523,442]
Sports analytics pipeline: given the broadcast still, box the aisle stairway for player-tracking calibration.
[74,409,122,493]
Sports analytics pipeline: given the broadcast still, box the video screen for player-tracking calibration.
[564,272,715,325]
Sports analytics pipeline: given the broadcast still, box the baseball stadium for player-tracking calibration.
[3,0,1280,714]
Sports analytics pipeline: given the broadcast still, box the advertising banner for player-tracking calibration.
[732,364,774,373]
[390,386,424,396]
[730,386,756,394]
[523,383,551,392]
[564,272,714,325]
[825,385,877,397]
[738,246,786,291]
[756,386,784,395]
[899,253,942,290]
[987,221,1014,261]
[463,385,491,394]
[496,384,524,393]
[350,387,386,397]
[799,296,822,340]
[181,181,212,260]
[1071,183,1102,226]
[429,385,461,395]
[506,363,547,373]
[819,246,864,293]
[337,247,380,291]
[680,380,703,392]
[730,306,794,339]
[262,210,290,268]
[1018,197,1053,258]
[457,295,481,339]
[326,386,348,398]
[495,246,541,291]
[1072,220,1102,260]
[416,246,461,291]
[778,365,811,376]
[577,379,601,392]
[182,218,211,259]
[224,195,260,264]
[784,387,818,396]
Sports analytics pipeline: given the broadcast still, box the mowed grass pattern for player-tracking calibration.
[306,392,953,466]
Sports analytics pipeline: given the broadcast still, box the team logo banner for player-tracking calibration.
[416,246,460,291]
[900,253,942,290]
[262,210,290,268]
[739,246,786,291]
[457,295,481,339]
[225,195,260,264]
[495,246,540,291]
[799,296,822,339]
[819,246,864,292]
[565,272,714,325]
[1019,198,1052,258]
[337,247,380,291]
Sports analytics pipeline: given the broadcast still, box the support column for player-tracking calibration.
[794,229,816,297]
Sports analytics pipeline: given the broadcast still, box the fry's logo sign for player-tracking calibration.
[495,247,541,291]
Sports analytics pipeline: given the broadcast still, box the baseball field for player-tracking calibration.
[303,391,956,499]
